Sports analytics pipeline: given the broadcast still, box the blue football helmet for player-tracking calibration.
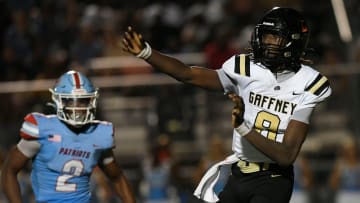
[49,70,98,126]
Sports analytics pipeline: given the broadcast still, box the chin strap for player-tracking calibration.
[46,102,56,109]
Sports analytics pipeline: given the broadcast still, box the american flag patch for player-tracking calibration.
[48,134,62,142]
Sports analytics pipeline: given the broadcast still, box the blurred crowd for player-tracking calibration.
[1,0,360,203]
[1,0,360,82]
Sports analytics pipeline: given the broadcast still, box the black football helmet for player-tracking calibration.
[250,7,310,72]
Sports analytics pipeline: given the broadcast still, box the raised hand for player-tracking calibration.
[122,26,152,59]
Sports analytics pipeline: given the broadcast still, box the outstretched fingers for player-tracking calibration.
[122,26,145,55]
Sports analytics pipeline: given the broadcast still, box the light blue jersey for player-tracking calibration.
[20,112,114,203]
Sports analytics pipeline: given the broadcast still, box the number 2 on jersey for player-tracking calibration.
[56,160,84,192]
[254,111,280,141]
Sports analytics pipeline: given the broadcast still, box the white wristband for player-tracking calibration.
[235,121,251,137]
[136,42,152,60]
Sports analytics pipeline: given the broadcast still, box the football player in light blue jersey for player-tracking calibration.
[1,70,136,203]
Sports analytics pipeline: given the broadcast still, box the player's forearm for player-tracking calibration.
[113,175,136,203]
[123,27,193,83]
[147,49,195,83]
[1,171,23,203]
[1,146,27,203]
[147,50,223,91]
[244,130,301,166]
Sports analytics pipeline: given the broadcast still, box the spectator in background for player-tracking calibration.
[70,20,103,73]
[0,148,7,202]
[180,13,209,52]
[56,0,81,52]
[140,134,179,203]
[70,5,104,74]
[290,153,314,203]
[203,24,239,70]
[350,37,360,63]
[2,9,34,80]
[329,138,360,203]
[102,22,123,57]
[192,136,230,197]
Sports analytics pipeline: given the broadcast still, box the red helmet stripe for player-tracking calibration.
[72,72,81,88]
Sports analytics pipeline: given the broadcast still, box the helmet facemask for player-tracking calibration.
[262,29,290,68]
[49,70,99,127]
[50,89,98,127]
[252,26,292,71]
